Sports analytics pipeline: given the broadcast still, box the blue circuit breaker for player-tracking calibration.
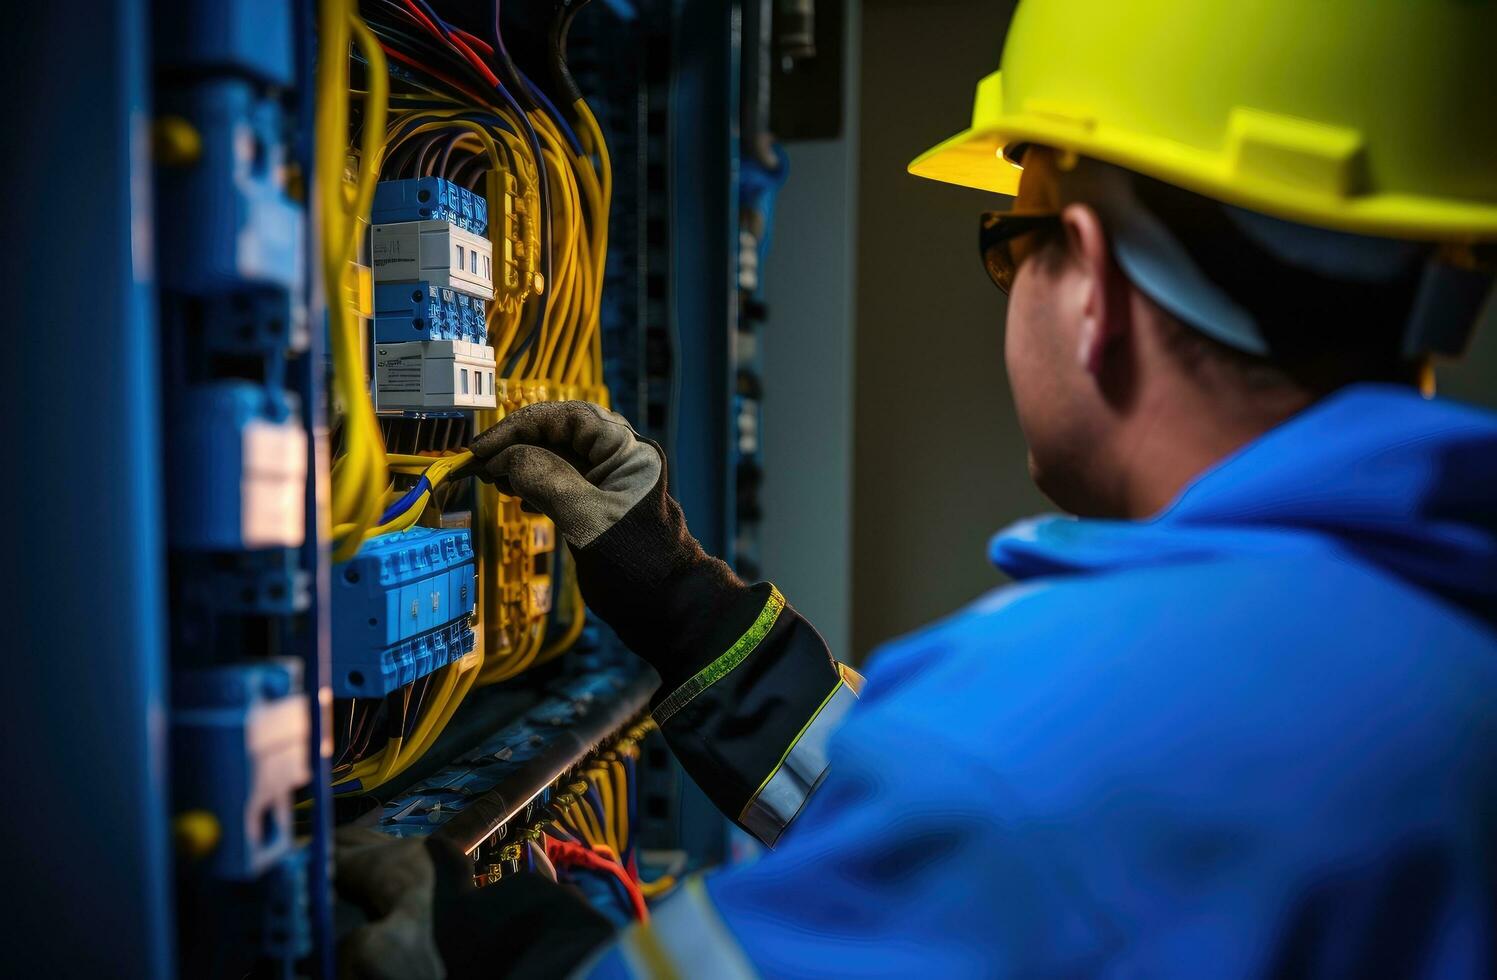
[155,0,294,86]
[333,527,478,697]
[155,79,305,304]
[373,176,489,235]
[170,382,307,552]
[172,659,310,881]
[374,281,488,344]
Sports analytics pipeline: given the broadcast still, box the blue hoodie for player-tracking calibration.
[702,385,1497,978]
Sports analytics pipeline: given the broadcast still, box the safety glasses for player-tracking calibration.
[979,211,1062,294]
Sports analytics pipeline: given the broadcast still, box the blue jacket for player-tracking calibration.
[593,384,1497,978]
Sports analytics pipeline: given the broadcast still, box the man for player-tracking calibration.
[339,0,1497,975]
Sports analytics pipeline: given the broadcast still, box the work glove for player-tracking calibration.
[334,827,444,980]
[469,401,765,689]
[334,827,613,980]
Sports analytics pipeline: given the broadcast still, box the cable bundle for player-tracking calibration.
[317,0,618,796]
[538,720,678,917]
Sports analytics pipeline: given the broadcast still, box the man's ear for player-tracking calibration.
[1060,202,1128,377]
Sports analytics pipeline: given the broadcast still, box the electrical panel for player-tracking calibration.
[29,0,797,974]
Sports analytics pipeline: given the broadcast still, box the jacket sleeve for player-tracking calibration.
[648,582,862,847]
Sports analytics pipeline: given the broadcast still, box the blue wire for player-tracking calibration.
[420,7,584,154]
[584,786,609,837]
[398,0,553,375]
[520,70,585,156]
[603,872,635,918]
[379,475,431,526]
[624,755,637,863]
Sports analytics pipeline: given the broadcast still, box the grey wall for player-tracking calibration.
[1441,300,1497,406]
[850,0,1037,658]
[759,1,862,658]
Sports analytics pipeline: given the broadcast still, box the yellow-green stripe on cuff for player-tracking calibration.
[651,585,786,726]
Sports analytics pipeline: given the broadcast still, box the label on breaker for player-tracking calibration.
[240,419,308,549]
[371,223,420,280]
[375,346,423,393]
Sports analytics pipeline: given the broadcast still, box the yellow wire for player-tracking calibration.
[336,645,484,795]
[586,768,620,855]
[569,799,608,848]
[566,98,611,385]
[608,760,630,852]
[536,574,586,664]
[320,0,390,562]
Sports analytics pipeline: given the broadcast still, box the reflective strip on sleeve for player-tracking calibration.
[610,878,758,980]
[651,585,787,726]
[738,678,858,846]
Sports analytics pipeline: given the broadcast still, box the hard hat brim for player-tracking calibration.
[908,127,1023,197]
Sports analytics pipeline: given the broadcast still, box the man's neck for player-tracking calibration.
[1114,385,1314,518]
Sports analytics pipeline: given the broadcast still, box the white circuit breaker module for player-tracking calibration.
[375,339,498,411]
[371,215,497,411]
[371,220,496,301]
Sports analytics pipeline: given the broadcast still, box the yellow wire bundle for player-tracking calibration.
[319,0,391,562]
[319,1,623,793]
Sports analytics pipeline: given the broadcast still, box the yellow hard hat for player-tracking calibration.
[909,0,1497,242]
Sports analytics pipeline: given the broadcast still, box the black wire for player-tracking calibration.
[403,675,432,741]
[435,132,461,177]
[365,0,554,370]
[547,0,591,108]
[411,132,448,177]
[489,0,541,111]
[367,6,501,102]
[502,297,544,374]
[452,150,488,189]
[336,698,383,769]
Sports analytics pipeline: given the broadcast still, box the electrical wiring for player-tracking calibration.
[536,573,586,664]
[320,0,392,562]
[332,644,483,795]
[530,841,558,882]
[323,0,628,803]
[546,838,649,922]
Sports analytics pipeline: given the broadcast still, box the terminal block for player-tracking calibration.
[170,382,307,551]
[333,527,478,697]
[372,220,495,301]
[375,339,498,411]
[172,659,310,881]
[373,177,489,236]
[374,282,488,345]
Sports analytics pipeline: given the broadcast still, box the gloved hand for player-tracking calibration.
[334,827,444,980]
[334,826,613,980]
[469,402,767,689]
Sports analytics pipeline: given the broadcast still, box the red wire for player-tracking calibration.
[448,25,495,57]
[447,33,501,88]
[546,838,650,923]
[396,0,442,37]
[379,42,491,107]
[396,0,501,89]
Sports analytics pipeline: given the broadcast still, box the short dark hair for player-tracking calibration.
[1127,173,1426,392]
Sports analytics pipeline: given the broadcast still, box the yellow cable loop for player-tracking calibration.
[569,798,608,848]
[608,759,630,851]
[533,146,580,379]
[536,574,586,664]
[587,768,621,855]
[348,664,459,783]
[526,116,586,380]
[321,0,390,562]
[566,99,611,385]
